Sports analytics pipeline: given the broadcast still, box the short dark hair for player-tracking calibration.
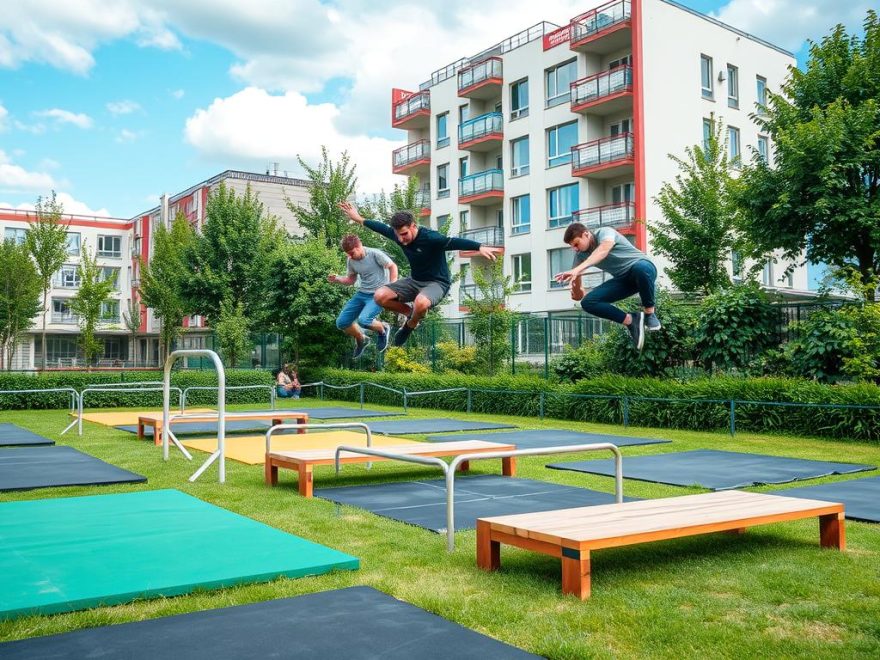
[563,222,588,244]
[340,234,361,252]
[389,210,415,229]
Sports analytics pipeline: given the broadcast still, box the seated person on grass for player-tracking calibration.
[276,364,301,399]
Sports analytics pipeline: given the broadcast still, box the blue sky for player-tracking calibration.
[0,0,873,219]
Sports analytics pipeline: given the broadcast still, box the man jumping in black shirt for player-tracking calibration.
[339,201,501,346]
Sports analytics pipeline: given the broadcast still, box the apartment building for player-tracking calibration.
[390,0,809,320]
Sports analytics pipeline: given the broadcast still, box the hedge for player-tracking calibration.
[309,369,880,441]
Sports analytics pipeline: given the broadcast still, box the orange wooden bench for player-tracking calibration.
[477,490,845,600]
[139,411,309,446]
[265,440,517,497]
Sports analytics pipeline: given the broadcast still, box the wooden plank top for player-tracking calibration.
[140,411,308,426]
[480,491,844,550]
[268,439,515,463]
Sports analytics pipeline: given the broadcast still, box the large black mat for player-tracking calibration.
[364,418,516,435]
[0,423,54,447]
[0,446,146,492]
[771,476,880,523]
[430,429,669,449]
[317,475,635,532]
[548,449,875,491]
[0,586,537,659]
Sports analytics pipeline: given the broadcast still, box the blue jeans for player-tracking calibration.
[581,259,657,324]
[336,291,383,331]
[277,385,300,399]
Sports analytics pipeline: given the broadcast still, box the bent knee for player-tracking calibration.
[413,296,432,313]
[373,288,394,305]
[335,316,349,330]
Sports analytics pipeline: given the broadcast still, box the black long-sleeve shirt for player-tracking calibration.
[364,219,481,286]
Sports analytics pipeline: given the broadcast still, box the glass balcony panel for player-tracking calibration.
[392,140,431,169]
[459,226,504,246]
[458,112,503,144]
[572,0,631,42]
[458,169,504,198]
[393,91,430,121]
[572,133,634,170]
[572,66,632,106]
[458,58,503,92]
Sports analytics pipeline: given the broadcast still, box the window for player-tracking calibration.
[435,214,451,231]
[54,265,81,288]
[97,235,121,258]
[548,248,571,288]
[756,76,767,114]
[496,210,504,227]
[762,259,773,286]
[548,183,579,229]
[727,64,739,108]
[65,232,81,256]
[511,195,530,235]
[458,104,470,124]
[702,118,712,151]
[547,121,578,168]
[459,156,469,179]
[545,59,577,107]
[510,78,529,120]
[100,300,120,322]
[608,55,632,69]
[512,254,532,292]
[437,164,449,198]
[436,112,449,149]
[459,210,469,232]
[4,227,27,245]
[757,135,769,162]
[609,118,631,135]
[510,136,530,177]
[731,250,743,282]
[460,263,471,285]
[728,126,741,166]
[100,266,120,290]
[51,298,77,323]
[701,55,714,99]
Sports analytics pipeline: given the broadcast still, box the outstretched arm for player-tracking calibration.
[328,272,357,285]
[338,201,396,241]
[338,201,364,225]
[554,239,614,284]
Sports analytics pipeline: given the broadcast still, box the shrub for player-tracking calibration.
[551,341,606,383]
[435,341,478,375]
[383,347,430,374]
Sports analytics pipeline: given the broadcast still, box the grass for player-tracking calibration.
[1,399,879,658]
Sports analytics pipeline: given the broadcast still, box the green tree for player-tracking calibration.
[650,115,736,294]
[734,10,880,299]
[289,147,358,248]
[139,214,195,363]
[359,175,428,277]
[0,240,42,369]
[68,246,116,366]
[463,259,516,375]
[122,299,142,366]
[214,300,251,367]
[25,191,69,369]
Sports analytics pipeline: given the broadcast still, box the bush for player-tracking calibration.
[551,341,606,383]
[383,347,430,374]
[435,341,478,375]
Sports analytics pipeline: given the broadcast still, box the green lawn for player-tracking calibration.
[1,400,879,658]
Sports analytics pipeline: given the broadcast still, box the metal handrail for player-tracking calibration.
[182,384,275,410]
[265,422,373,453]
[0,388,80,434]
[333,442,623,551]
[77,386,183,436]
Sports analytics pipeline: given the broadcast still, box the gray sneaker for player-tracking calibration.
[645,312,662,332]
[376,322,391,353]
[628,312,645,351]
[352,335,371,359]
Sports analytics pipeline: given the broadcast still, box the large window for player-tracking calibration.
[458,104,470,124]
[702,118,712,151]
[728,126,741,166]
[459,210,469,232]
[54,265,80,288]
[100,266,120,290]
[757,135,769,162]
[510,78,529,120]
[547,121,578,168]
[727,64,739,108]
[436,112,449,149]
[437,163,449,198]
[459,156,469,179]
[51,298,77,324]
[756,76,767,114]
[100,300,120,323]
[762,259,774,287]
[545,59,577,108]
[65,232,80,256]
[4,227,27,245]
[548,183,579,229]
[611,182,634,204]
[548,248,571,289]
[511,195,530,235]
[701,55,714,99]
[97,235,121,258]
[511,254,532,292]
[510,136,530,177]
[731,250,743,282]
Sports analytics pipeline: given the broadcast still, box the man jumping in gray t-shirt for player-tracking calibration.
[554,222,660,351]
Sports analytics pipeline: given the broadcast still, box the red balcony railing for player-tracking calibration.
[572,202,636,230]
[572,133,634,176]
[571,65,632,112]
[392,140,431,174]
[458,57,503,98]
[392,90,430,129]
[570,0,632,51]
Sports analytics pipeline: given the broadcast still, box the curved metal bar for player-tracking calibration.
[265,422,373,454]
[332,445,449,475]
[0,387,81,434]
[181,384,274,411]
[162,350,226,484]
[77,386,183,436]
[403,388,469,397]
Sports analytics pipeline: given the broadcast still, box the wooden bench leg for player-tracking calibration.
[502,456,516,477]
[457,460,470,472]
[561,550,591,600]
[296,417,307,434]
[820,512,845,550]
[476,520,500,571]
[265,459,279,486]
[137,423,145,441]
[726,528,747,535]
[153,427,162,447]
[298,464,314,498]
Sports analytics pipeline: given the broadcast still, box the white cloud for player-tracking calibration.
[0,191,111,217]
[106,99,140,115]
[0,150,57,191]
[116,128,139,143]
[170,88,185,99]
[0,102,8,131]
[36,108,93,129]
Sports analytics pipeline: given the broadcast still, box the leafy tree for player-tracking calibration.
[122,299,142,366]
[68,246,116,366]
[463,259,516,375]
[649,115,736,294]
[734,10,880,299]
[214,301,251,367]
[0,240,42,369]
[289,147,358,248]
[139,214,195,363]
[25,191,69,369]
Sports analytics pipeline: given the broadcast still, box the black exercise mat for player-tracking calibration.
[317,475,635,532]
[547,449,875,491]
[771,476,880,523]
[0,446,146,492]
[0,586,537,659]
[430,429,669,449]
[115,420,273,436]
[0,423,54,447]
[281,407,404,419]
[364,418,516,435]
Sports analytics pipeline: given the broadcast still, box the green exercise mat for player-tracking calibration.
[0,489,358,619]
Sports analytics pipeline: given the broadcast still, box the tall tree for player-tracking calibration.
[289,147,358,248]
[462,259,517,375]
[734,10,880,299]
[214,300,251,367]
[649,115,736,294]
[25,191,69,369]
[68,246,116,367]
[0,240,42,369]
[122,299,142,366]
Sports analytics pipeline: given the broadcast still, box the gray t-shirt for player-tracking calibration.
[348,247,392,293]
[572,227,651,278]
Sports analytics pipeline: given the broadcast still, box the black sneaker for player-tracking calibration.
[645,312,662,332]
[393,323,415,347]
[376,322,391,353]
[352,336,370,359]
[628,312,645,351]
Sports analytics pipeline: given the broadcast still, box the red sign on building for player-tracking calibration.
[543,25,572,50]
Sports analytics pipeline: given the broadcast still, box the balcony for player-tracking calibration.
[458,226,505,257]
[392,139,431,175]
[571,133,634,178]
[459,282,505,311]
[571,65,633,114]
[414,187,431,217]
[459,169,504,205]
[573,202,637,233]
[458,57,503,99]
[392,90,431,130]
[458,112,503,151]
[570,0,632,54]
[51,312,79,325]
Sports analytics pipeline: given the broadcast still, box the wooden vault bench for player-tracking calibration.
[140,411,309,446]
[477,490,845,600]
[265,440,517,497]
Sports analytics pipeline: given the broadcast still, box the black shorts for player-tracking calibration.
[384,278,450,308]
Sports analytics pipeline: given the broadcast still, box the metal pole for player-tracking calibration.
[543,317,550,379]
[623,396,630,427]
[403,387,408,413]
[431,322,437,372]
[729,400,736,436]
[510,319,516,375]
[539,391,545,420]
[359,382,365,409]
[467,388,472,414]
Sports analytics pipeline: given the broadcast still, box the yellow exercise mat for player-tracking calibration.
[74,408,215,427]
[181,431,421,465]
